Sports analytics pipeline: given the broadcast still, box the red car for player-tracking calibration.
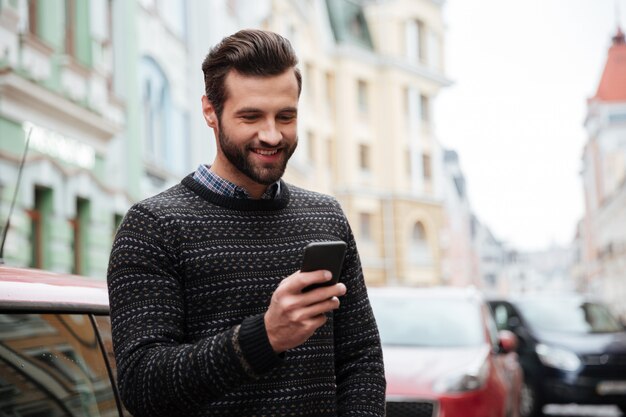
[369,286,523,417]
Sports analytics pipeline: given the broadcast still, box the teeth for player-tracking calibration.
[255,149,278,156]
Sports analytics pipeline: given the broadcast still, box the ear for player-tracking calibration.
[201,95,218,128]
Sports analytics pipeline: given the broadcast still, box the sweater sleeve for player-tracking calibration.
[334,216,387,416]
[107,204,282,417]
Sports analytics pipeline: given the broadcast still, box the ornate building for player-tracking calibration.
[1,0,455,287]
[580,27,626,316]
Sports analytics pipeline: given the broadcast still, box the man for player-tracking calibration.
[107,29,386,417]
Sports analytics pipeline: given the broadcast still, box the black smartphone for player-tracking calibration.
[300,241,347,292]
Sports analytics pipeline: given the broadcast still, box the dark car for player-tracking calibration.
[0,265,131,416]
[370,286,523,417]
[489,295,626,417]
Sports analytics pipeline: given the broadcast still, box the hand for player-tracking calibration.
[264,270,347,353]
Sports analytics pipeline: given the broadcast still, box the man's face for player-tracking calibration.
[206,69,299,190]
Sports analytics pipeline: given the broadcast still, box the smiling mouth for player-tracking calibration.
[252,149,280,156]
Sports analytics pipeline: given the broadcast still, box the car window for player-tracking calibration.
[516,299,623,334]
[93,315,133,417]
[92,315,118,383]
[0,313,120,417]
[483,305,500,350]
[493,304,509,331]
[370,296,484,347]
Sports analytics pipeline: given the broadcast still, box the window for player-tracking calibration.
[422,153,432,180]
[609,112,626,124]
[71,198,90,275]
[405,148,411,176]
[325,71,335,116]
[405,19,426,64]
[65,0,76,57]
[113,213,124,239]
[404,87,422,129]
[64,0,92,66]
[359,212,373,241]
[428,30,441,70]
[420,94,430,122]
[0,313,118,416]
[359,143,371,171]
[349,10,368,40]
[92,315,117,381]
[327,137,336,171]
[417,21,426,62]
[493,304,510,330]
[141,56,171,166]
[357,80,368,115]
[409,221,432,265]
[27,0,38,36]
[27,187,52,269]
[305,63,314,103]
[403,87,410,124]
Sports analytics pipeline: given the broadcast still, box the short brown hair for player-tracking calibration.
[201,29,302,119]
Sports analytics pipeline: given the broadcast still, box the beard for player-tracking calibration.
[218,127,297,185]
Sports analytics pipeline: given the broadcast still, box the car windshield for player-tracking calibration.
[369,295,484,347]
[516,299,623,334]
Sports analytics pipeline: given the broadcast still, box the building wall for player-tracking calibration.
[0,0,125,278]
[439,150,479,287]
[580,32,626,315]
[237,0,452,286]
[315,0,450,286]
[1,0,455,288]
[0,0,231,276]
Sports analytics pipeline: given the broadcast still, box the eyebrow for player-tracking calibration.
[234,106,298,115]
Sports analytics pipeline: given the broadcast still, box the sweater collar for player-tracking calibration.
[181,173,290,211]
[192,164,281,200]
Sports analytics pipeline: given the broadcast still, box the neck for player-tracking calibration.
[209,161,269,199]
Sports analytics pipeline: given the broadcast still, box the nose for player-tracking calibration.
[258,120,282,146]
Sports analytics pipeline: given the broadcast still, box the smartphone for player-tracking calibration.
[300,241,347,292]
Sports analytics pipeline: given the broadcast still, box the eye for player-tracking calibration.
[240,113,260,121]
[277,113,297,122]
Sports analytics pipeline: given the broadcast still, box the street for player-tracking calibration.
[544,404,623,417]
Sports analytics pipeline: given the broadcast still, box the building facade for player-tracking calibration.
[580,27,626,317]
[439,149,479,287]
[0,0,240,276]
[0,0,125,277]
[271,0,452,286]
[1,0,455,287]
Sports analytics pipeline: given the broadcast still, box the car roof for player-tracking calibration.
[0,265,109,313]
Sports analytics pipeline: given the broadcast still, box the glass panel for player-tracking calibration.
[93,315,132,417]
[517,299,623,334]
[92,316,116,384]
[370,296,483,347]
[0,313,119,416]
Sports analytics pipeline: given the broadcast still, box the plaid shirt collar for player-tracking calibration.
[192,164,280,200]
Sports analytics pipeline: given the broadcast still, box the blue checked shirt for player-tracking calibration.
[192,164,280,200]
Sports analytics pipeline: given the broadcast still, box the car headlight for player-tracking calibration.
[535,343,581,371]
[433,358,490,393]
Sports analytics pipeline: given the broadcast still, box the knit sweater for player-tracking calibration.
[107,174,386,417]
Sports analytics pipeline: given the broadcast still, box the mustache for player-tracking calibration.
[247,136,298,150]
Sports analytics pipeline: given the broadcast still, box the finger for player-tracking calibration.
[300,283,346,305]
[282,270,333,293]
[298,296,341,319]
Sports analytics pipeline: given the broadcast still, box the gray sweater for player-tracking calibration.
[107,174,386,416]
